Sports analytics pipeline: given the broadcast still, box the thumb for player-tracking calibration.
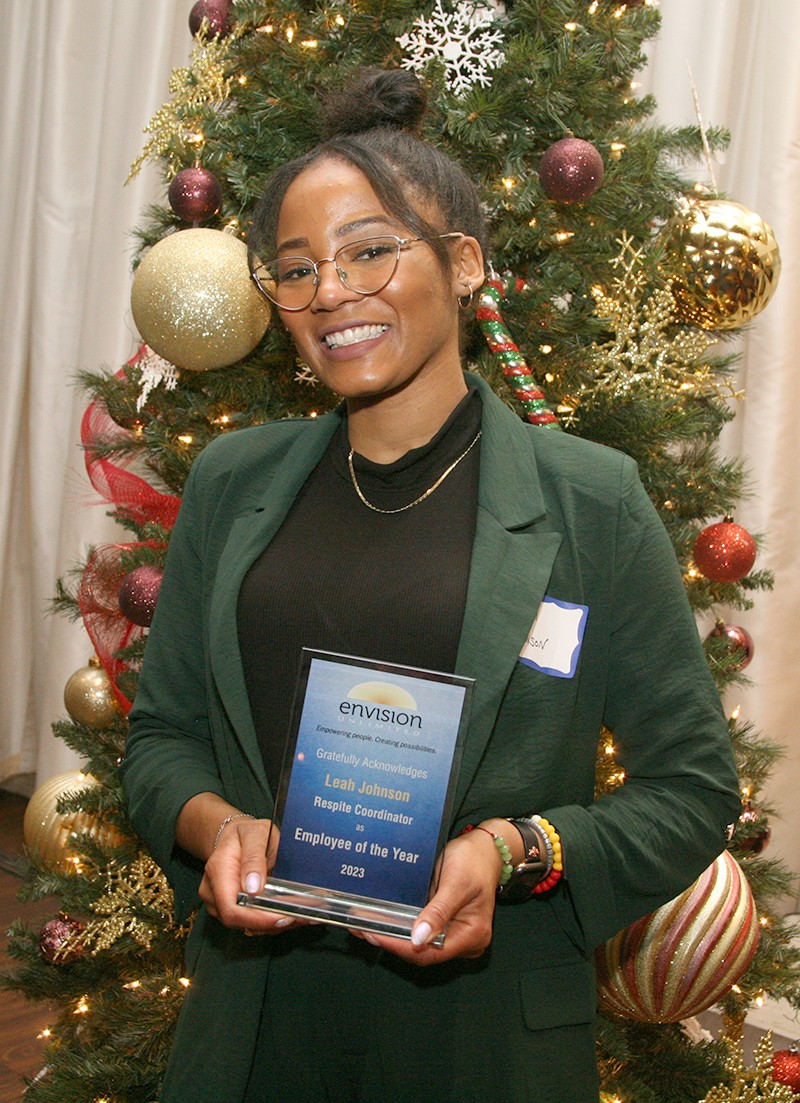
[240,820,278,896]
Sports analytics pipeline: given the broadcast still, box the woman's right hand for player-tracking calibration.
[199,815,284,931]
[177,793,301,934]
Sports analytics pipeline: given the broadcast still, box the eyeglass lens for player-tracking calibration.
[253,236,403,309]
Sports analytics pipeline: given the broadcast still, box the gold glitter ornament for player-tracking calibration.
[660,198,781,330]
[699,1033,798,1102]
[131,229,271,371]
[596,850,760,1022]
[73,855,176,954]
[23,770,126,872]
[64,657,121,729]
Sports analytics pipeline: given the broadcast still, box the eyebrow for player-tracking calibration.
[276,215,401,254]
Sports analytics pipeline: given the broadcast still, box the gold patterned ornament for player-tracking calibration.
[23,770,125,872]
[577,233,740,426]
[596,850,760,1022]
[127,36,232,181]
[131,229,271,371]
[63,657,121,729]
[660,198,781,330]
[66,855,176,954]
[699,1033,798,1102]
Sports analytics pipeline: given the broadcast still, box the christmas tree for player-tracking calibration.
[3,1,796,1101]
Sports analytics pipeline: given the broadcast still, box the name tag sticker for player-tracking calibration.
[519,597,588,679]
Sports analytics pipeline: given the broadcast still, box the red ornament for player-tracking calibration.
[39,914,84,963]
[773,1046,800,1092]
[539,137,604,203]
[189,0,232,38]
[168,167,223,225]
[705,620,754,670]
[737,802,771,854]
[693,518,756,582]
[118,565,163,628]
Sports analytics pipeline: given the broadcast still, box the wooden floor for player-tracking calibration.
[0,791,54,1103]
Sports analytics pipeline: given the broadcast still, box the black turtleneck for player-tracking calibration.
[237,387,482,791]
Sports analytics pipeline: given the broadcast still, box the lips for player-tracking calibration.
[321,324,389,349]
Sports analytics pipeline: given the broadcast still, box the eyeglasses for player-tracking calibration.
[250,233,464,312]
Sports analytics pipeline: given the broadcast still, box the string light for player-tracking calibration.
[238,74,248,85]
[587,1,599,13]
[177,434,193,445]
[257,23,274,34]
[285,25,296,42]
[123,980,142,990]
[730,704,742,721]
[610,141,626,160]
[564,21,579,31]
[539,344,553,354]
[501,177,516,192]
[179,977,191,988]
[554,230,574,243]
[545,372,555,383]
[528,217,538,228]
[74,996,90,1015]
[301,38,318,48]
[38,1027,52,1039]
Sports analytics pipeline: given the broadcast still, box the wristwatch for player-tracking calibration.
[495,817,548,904]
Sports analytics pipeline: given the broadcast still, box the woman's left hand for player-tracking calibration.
[350,824,506,965]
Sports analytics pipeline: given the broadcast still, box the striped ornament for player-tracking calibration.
[595,850,759,1022]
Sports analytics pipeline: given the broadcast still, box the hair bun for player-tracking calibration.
[322,69,427,138]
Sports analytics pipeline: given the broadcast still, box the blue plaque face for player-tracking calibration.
[238,650,473,940]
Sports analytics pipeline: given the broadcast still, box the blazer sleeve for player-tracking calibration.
[120,453,226,921]
[541,459,742,950]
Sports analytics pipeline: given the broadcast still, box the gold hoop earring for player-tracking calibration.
[458,288,475,310]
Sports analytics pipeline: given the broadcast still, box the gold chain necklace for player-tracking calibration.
[347,430,481,515]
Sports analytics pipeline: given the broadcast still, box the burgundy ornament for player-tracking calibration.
[539,137,604,203]
[693,518,757,583]
[168,167,223,225]
[737,802,771,855]
[189,0,232,38]
[118,565,163,628]
[705,620,754,670]
[40,914,84,963]
[773,1046,800,1093]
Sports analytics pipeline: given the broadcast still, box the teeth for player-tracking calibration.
[323,324,388,349]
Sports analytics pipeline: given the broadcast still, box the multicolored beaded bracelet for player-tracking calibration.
[460,824,514,887]
[529,815,563,894]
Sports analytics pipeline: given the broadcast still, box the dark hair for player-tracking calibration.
[247,69,489,275]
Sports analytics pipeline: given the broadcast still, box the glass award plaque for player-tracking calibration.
[237,649,473,944]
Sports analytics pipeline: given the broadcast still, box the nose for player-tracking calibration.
[310,258,362,311]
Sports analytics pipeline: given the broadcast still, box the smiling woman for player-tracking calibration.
[121,68,741,1103]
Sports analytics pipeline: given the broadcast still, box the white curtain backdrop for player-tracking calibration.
[2,3,799,908]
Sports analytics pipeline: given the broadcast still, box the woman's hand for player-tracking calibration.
[176,792,303,935]
[198,815,290,933]
[351,822,511,965]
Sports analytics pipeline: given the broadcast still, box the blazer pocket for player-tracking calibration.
[519,960,596,1031]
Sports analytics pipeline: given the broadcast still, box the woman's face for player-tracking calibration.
[273,157,480,406]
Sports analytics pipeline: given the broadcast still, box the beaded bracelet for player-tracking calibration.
[213,812,255,851]
[460,824,514,887]
[528,815,563,894]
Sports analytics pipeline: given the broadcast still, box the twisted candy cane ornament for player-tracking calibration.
[476,278,560,427]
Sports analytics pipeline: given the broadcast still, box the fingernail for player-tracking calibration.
[244,872,262,894]
[411,921,432,946]
[362,932,379,946]
[274,916,294,928]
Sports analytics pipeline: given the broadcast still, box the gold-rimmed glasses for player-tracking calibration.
[250,233,464,311]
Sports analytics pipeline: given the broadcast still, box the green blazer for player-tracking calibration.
[123,373,741,1102]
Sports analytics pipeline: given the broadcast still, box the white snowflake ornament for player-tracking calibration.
[136,346,179,411]
[397,0,506,96]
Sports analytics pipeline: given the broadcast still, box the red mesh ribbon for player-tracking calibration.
[81,347,182,530]
[77,542,164,714]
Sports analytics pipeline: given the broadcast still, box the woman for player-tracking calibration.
[122,69,741,1103]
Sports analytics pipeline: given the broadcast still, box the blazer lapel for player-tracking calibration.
[454,378,562,810]
[208,411,343,794]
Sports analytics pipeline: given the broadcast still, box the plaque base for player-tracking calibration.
[237,878,445,946]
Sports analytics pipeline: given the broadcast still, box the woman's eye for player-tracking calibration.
[352,243,394,263]
[278,261,315,282]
